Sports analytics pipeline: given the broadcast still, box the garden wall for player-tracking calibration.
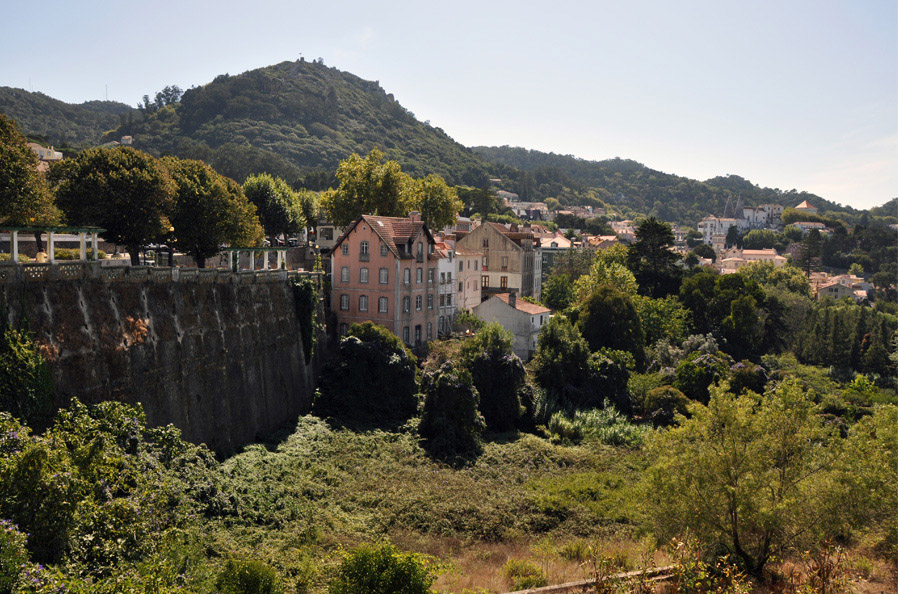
[0,263,328,455]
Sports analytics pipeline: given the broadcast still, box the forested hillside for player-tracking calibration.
[474,145,865,226]
[105,60,491,187]
[0,87,133,147]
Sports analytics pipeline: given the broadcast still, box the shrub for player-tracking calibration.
[0,520,28,594]
[727,360,768,395]
[674,351,732,404]
[0,325,55,431]
[644,385,689,426]
[328,543,436,594]
[291,276,319,364]
[501,558,547,590]
[547,404,647,447]
[216,559,284,594]
[52,248,107,260]
[419,362,485,463]
[314,322,418,427]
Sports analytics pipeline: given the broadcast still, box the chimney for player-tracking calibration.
[409,211,421,223]
[508,291,516,309]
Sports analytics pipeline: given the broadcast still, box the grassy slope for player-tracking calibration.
[206,416,646,592]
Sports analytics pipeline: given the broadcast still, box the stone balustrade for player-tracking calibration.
[0,262,322,290]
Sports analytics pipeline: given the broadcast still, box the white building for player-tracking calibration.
[473,292,551,361]
[435,241,457,335]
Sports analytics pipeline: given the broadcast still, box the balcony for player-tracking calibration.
[359,253,370,262]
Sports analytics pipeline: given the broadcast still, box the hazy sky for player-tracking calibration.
[3,0,895,209]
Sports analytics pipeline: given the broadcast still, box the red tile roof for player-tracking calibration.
[332,215,434,258]
[496,293,551,315]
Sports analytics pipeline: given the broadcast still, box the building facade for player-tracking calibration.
[455,246,483,312]
[473,292,551,361]
[456,222,541,302]
[435,242,457,335]
[331,213,437,346]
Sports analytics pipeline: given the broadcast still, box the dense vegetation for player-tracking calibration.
[0,87,134,148]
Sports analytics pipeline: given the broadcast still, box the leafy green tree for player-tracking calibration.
[314,322,418,427]
[419,362,486,463]
[724,224,741,249]
[574,259,638,299]
[643,385,689,426]
[460,323,525,432]
[633,295,690,346]
[691,243,716,262]
[322,149,408,227]
[243,173,304,240]
[643,381,842,576]
[541,274,576,311]
[50,147,174,265]
[674,351,732,404]
[736,262,812,297]
[410,173,463,230]
[627,217,681,297]
[848,262,864,276]
[576,285,645,368]
[741,229,779,249]
[0,113,61,247]
[530,316,597,408]
[163,157,264,267]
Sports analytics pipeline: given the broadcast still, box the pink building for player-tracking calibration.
[331,213,438,346]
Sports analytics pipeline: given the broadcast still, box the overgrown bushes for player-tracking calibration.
[419,362,485,463]
[0,324,54,431]
[329,543,436,594]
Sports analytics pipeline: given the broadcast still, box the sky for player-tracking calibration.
[2,0,896,210]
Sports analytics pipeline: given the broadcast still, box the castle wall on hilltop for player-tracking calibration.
[0,263,328,456]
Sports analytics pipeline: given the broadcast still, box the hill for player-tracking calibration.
[474,145,861,226]
[106,60,491,187]
[0,87,134,147]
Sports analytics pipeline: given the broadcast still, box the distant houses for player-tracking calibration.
[473,292,550,360]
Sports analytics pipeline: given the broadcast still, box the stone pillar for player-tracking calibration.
[91,233,99,261]
[48,232,55,263]
[79,233,87,261]
[11,231,18,262]
[276,251,283,269]
[249,251,254,271]
[227,251,233,270]
[263,251,269,269]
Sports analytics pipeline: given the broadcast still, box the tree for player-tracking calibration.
[794,229,822,276]
[848,262,864,277]
[633,295,690,346]
[409,174,463,230]
[50,147,174,265]
[691,243,716,262]
[163,157,264,267]
[643,381,846,576]
[0,113,61,246]
[322,149,408,227]
[574,259,638,299]
[460,323,526,432]
[314,322,418,427]
[0,324,54,431]
[736,262,812,298]
[627,217,681,297]
[576,285,645,368]
[243,173,304,240]
[742,229,779,250]
[531,316,595,406]
[724,224,741,249]
[419,362,486,463]
[541,275,576,311]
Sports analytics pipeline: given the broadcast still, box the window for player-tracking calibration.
[428,268,435,283]
[339,323,348,335]
[427,322,433,340]
[380,244,388,256]
[474,261,478,271]
[458,282,462,292]
[501,256,509,269]
[427,294,434,310]
[403,326,410,343]
[359,295,368,311]
[359,267,369,283]
[482,256,488,268]
[415,325,422,344]
[416,295,422,311]
[500,276,508,289]
[416,268,423,283]
[459,260,463,271]
[340,266,349,282]
[379,268,388,284]
[439,295,445,307]
[378,297,388,313]
[439,316,445,333]
[341,244,349,256]
[404,268,411,285]
[417,242,423,255]
[360,241,369,260]
[440,272,446,284]
[403,296,410,313]
[481,275,489,288]
[447,294,452,306]
[340,294,349,310]
[483,238,489,248]
[475,280,479,290]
